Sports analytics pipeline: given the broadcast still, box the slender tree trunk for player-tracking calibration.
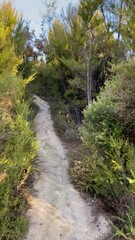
[117,0,124,44]
[87,54,90,104]
[86,56,92,104]
[86,38,92,105]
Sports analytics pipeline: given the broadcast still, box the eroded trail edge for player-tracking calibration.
[25,95,111,240]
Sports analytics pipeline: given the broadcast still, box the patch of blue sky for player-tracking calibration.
[9,0,79,36]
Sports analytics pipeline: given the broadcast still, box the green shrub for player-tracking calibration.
[0,2,37,238]
[50,98,80,142]
[71,59,135,239]
[82,97,122,150]
[0,98,37,240]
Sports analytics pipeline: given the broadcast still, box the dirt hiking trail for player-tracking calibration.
[25,95,111,240]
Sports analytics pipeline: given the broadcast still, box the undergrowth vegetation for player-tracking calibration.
[71,59,135,239]
[0,89,37,239]
[0,2,37,239]
[49,99,80,142]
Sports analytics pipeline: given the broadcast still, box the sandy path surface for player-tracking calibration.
[25,95,111,240]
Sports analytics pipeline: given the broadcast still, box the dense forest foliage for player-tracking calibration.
[0,0,135,239]
[0,2,37,239]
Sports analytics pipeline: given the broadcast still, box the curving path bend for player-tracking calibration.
[25,95,111,240]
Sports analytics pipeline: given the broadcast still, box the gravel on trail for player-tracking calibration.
[25,95,111,240]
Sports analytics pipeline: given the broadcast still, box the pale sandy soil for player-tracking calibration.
[25,95,111,240]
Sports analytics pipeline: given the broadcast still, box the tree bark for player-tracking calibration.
[86,38,92,105]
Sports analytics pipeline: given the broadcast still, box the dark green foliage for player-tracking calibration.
[28,62,60,97]
[71,59,135,239]
[49,97,80,142]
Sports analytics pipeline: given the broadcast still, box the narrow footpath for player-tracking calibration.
[25,95,111,240]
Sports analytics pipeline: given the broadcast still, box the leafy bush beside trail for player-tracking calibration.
[49,98,80,142]
[71,59,135,239]
[0,2,37,238]
[0,73,37,240]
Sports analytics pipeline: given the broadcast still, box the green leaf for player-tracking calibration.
[126,177,135,184]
